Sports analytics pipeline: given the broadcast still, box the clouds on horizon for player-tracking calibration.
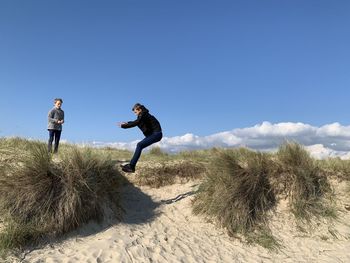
[91,122,350,159]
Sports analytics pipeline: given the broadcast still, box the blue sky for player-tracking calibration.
[1,1,350,152]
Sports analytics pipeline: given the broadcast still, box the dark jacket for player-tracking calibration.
[121,107,162,137]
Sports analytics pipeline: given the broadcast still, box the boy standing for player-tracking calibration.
[48,98,64,153]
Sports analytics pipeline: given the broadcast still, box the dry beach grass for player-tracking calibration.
[0,138,124,258]
[0,138,349,262]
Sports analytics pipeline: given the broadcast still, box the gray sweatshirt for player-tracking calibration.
[48,107,64,130]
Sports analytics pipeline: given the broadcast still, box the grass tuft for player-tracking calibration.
[148,146,168,157]
[275,142,335,221]
[193,149,276,236]
[192,143,337,248]
[318,157,350,181]
[0,139,123,255]
[135,160,206,188]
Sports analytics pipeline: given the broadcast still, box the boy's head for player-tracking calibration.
[54,98,63,109]
[132,103,143,115]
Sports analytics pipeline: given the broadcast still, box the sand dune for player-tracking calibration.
[15,178,350,263]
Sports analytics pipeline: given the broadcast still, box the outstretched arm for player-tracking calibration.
[118,114,142,129]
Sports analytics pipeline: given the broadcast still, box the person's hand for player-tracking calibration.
[117,122,126,127]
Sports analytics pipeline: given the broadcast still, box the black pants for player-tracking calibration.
[48,129,62,153]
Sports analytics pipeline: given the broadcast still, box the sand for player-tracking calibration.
[10,178,350,263]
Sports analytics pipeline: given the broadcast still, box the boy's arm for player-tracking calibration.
[48,109,57,123]
[61,111,65,124]
[121,120,139,128]
[121,115,142,129]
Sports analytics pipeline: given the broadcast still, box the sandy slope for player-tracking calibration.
[14,179,350,263]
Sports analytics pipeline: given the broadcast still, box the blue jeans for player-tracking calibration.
[130,131,163,167]
[48,129,62,153]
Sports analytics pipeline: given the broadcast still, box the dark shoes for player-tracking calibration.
[121,164,135,173]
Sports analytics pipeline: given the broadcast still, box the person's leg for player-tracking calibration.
[129,132,162,168]
[48,130,55,153]
[53,130,62,153]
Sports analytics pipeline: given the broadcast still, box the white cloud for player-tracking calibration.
[234,121,316,138]
[317,122,350,138]
[305,144,337,159]
[91,122,350,159]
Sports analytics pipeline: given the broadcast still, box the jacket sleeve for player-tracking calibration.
[121,115,142,129]
[48,109,57,124]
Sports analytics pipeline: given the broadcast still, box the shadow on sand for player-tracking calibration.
[69,171,160,237]
[19,164,160,261]
[20,162,201,261]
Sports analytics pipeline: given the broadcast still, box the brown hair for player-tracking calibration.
[132,103,142,111]
[54,98,63,103]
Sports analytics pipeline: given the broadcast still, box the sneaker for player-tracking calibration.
[121,164,135,173]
